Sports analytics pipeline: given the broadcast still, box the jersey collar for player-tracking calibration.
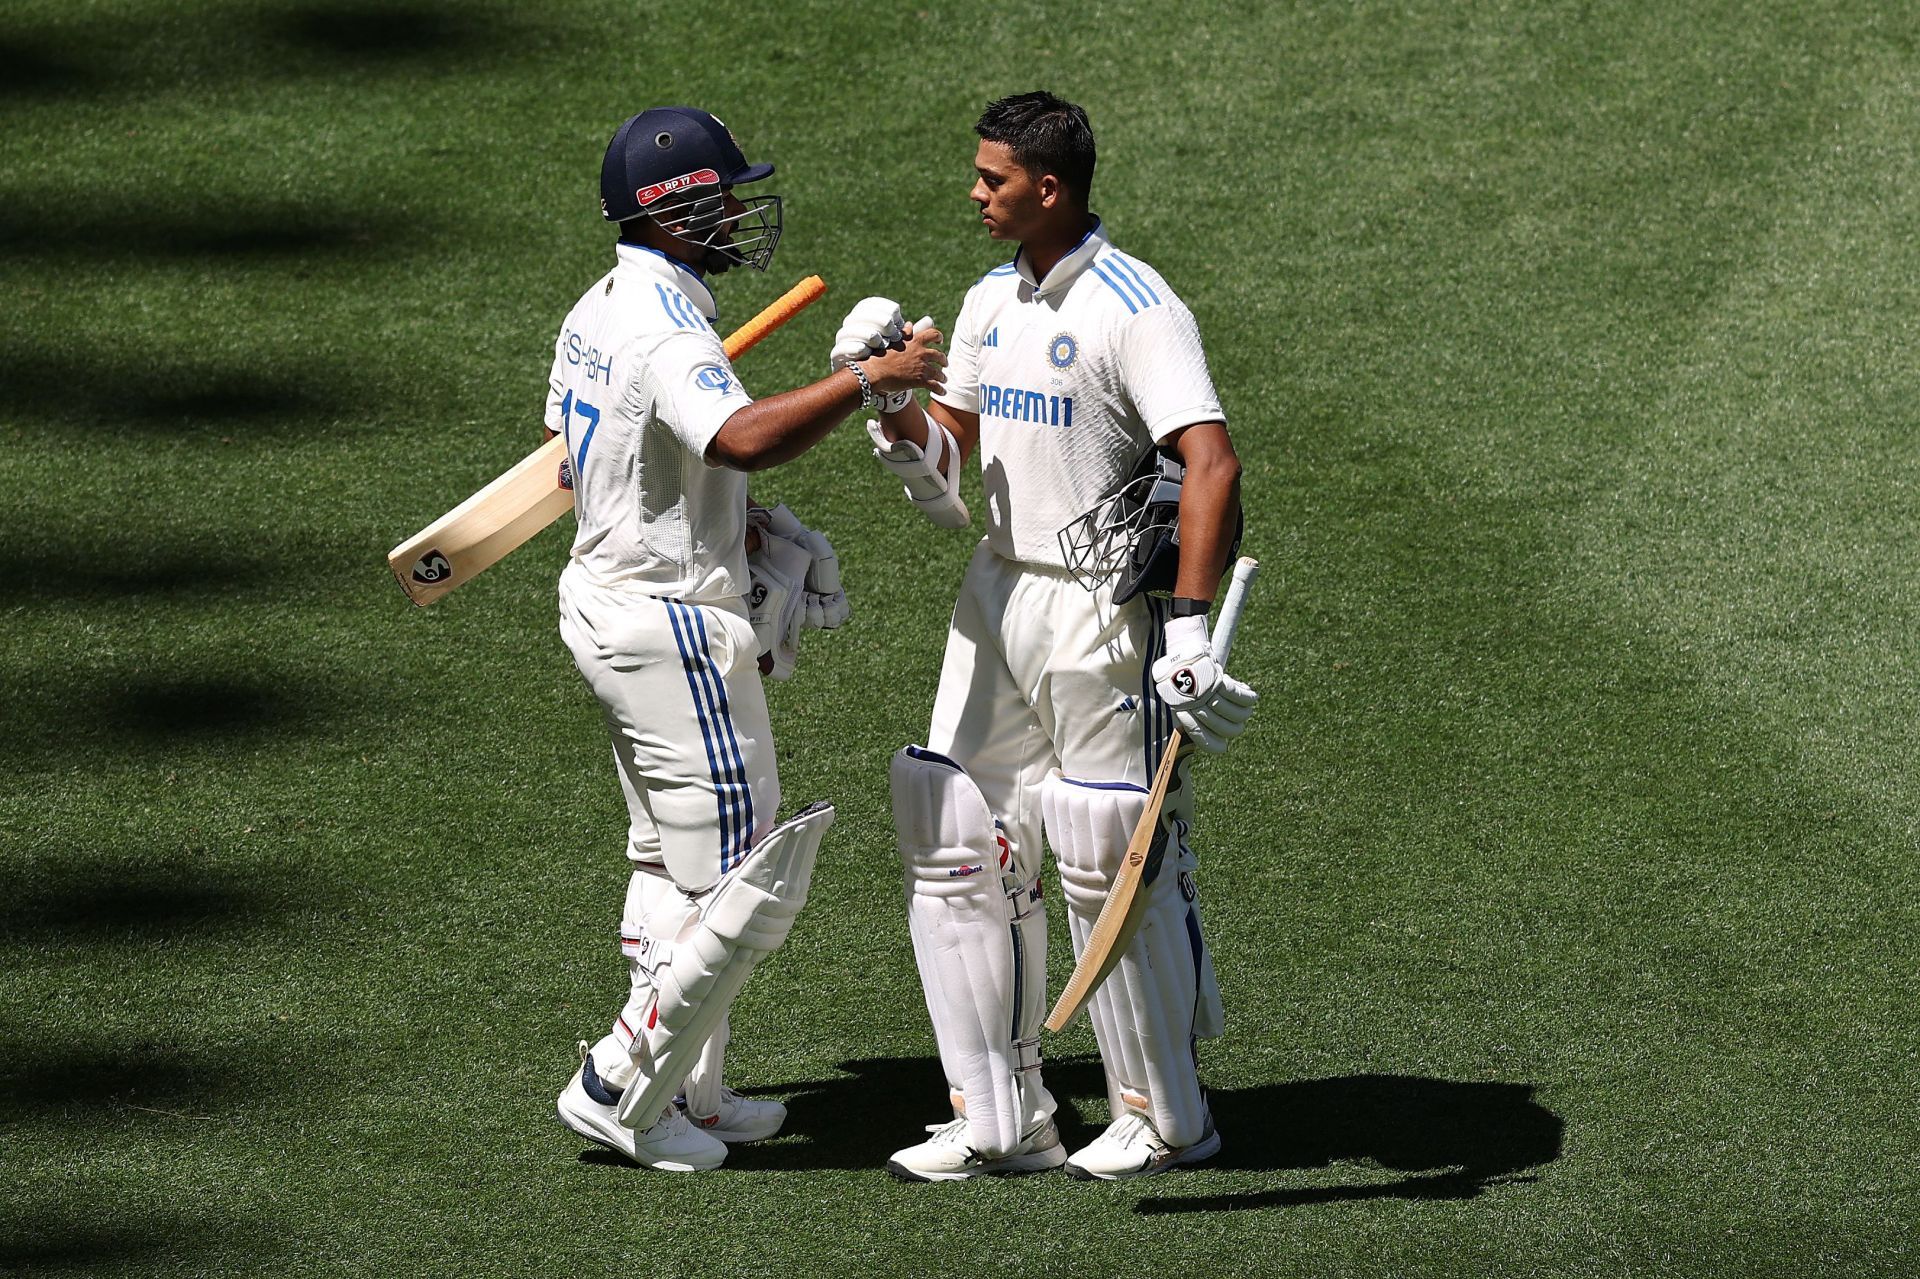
[614,241,719,320]
[1015,217,1107,298]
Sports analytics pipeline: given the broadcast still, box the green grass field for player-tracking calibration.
[4,1,1917,1274]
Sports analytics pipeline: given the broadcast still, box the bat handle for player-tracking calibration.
[1209,556,1260,667]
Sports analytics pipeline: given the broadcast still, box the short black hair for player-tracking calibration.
[975,91,1095,206]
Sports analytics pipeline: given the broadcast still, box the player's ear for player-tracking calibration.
[1037,173,1060,209]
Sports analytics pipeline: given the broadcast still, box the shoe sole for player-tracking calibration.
[557,1082,726,1172]
[1065,1128,1222,1181]
[885,1145,1068,1182]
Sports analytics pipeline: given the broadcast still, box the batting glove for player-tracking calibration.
[831,299,929,414]
[795,528,851,629]
[1152,614,1258,752]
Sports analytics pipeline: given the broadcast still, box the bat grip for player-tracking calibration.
[1209,556,1260,667]
[722,275,827,361]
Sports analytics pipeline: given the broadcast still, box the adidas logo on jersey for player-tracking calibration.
[982,327,1000,347]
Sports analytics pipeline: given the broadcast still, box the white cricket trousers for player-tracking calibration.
[558,561,780,895]
[926,540,1175,888]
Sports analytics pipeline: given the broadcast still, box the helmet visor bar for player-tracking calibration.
[644,188,783,273]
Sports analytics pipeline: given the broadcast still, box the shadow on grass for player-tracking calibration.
[0,857,304,944]
[0,1039,248,1121]
[0,202,410,261]
[0,2,535,104]
[656,1055,1558,1201]
[0,548,279,605]
[267,2,512,62]
[0,346,362,440]
[1136,1074,1561,1214]
[0,1208,272,1276]
[0,37,97,100]
[0,673,348,768]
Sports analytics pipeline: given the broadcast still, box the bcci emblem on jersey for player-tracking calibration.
[1048,332,1078,369]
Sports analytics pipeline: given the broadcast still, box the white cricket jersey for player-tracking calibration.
[544,242,755,603]
[932,219,1225,567]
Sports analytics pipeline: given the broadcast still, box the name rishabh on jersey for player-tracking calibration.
[932,220,1225,568]
[544,242,756,604]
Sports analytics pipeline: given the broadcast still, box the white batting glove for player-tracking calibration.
[1152,614,1258,752]
[829,297,905,371]
[795,528,851,629]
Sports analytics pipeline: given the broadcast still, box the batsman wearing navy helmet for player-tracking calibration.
[549,106,946,1172]
[838,91,1256,1180]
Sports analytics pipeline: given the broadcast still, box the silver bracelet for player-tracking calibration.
[848,360,877,410]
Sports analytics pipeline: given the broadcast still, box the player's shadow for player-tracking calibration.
[1135,1073,1563,1214]
[712,1056,1559,1200]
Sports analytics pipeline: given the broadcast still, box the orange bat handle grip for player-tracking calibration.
[723,275,827,361]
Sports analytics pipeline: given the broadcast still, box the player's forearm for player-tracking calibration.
[706,371,864,472]
[1172,446,1242,602]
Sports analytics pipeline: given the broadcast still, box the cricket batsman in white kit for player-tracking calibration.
[835,92,1258,1180]
[547,106,946,1171]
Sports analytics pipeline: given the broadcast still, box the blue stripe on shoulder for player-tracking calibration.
[1089,260,1140,315]
[656,282,691,330]
[1108,254,1162,306]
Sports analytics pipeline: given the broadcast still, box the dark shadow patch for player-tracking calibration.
[0,37,98,100]
[699,1055,1110,1173]
[0,549,279,604]
[0,672,348,768]
[111,678,306,742]
[0,203,408,261]
[0,1208,266,1275]
[0,1038,248,1120]
[0,345,362,440]
[268,3,496,60]
[0,859,299,943]
[1136,1075,1562,1213]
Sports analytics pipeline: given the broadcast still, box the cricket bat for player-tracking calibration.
[1044,556,1260,1033]
[388,274,829,606]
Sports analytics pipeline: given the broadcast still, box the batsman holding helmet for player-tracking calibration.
[547,106,945,1171]
[839,92,1257,1180]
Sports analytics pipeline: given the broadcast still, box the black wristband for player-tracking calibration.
[1169,596,1211,618]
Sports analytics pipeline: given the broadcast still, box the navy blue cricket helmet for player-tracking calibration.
[599,107,780,274]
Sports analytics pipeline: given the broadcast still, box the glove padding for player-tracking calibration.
[830,299,932,414]
[1152,614,1259,752]
[746,522,810,681]
[757,503,851,630]
[867,417,970,529]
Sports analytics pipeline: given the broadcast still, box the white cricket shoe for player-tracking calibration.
[885,1116,1067,1181]
[679,1088,787,1143]
[556,1047,728,1172]
[1064,1112,1221,1180]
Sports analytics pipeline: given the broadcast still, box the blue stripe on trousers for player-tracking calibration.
[683,603,754,872]
[663,600,741,871]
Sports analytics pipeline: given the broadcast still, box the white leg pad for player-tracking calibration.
[1042,772,1216,1148]
[892,746,1051,1158]
[680,1013,728,1119]
[614,801,834,1127]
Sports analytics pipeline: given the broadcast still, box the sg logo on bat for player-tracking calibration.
[411,550,453,585]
